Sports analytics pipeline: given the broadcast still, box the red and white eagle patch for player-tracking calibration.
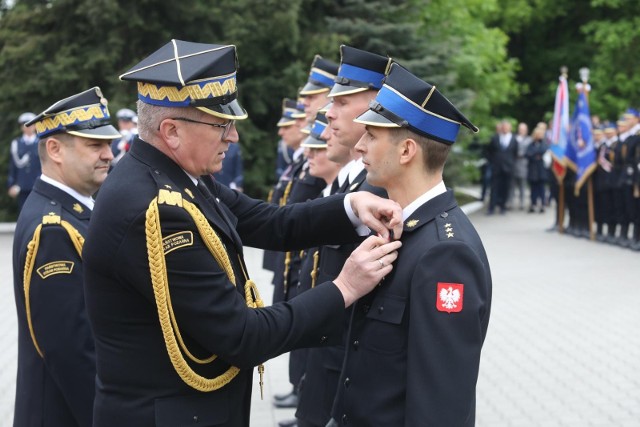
[436,282,464,313]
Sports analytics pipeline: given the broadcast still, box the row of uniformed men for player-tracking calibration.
[12,38,490,427]
[264,44,489,427]
[561,112,640,251]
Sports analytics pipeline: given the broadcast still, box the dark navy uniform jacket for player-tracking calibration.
[12,178,96,427]
[332,190,492,426]
[83,139,359,427]
[296,167,386,426]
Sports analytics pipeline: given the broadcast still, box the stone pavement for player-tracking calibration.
[1,203,639,427]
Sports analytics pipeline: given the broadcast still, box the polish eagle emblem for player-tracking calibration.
[436,282,464,313]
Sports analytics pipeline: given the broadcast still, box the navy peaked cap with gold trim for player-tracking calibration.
[301,113,329,148]
[329,45,393,97]
[355,63,479,144]
[300,55,339,96]
[119,39,247,120]
[26,87,121,140]
[277,98,305,127]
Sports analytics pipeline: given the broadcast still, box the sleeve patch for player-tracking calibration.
[436,282,464,313]
[163,231,194,255]
[36,261,75,279]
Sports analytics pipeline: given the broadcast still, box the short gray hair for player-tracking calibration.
[136,100,199,142]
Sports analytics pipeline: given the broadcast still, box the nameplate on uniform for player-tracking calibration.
[436,282,464,313]
[163,231,194,254]
[36,261,75,279]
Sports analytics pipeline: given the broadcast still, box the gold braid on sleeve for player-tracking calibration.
[23,213,85,358]
[145,190,264,392]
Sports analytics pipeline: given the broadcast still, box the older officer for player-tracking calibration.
[329,64,492,426]
[82,39,403,427]
[12,87,120,427]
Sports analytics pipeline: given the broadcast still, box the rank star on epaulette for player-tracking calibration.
[73,203,84,213]
[406,219,419,228]
[444,222,454,237]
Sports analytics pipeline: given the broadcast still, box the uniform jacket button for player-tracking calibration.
[378,306,384,314]
[344,377,350,388]
[342,414,349,424]
[320,335,327,343]
[353,340,359,350]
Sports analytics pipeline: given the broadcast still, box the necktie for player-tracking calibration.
[196,179,234,239]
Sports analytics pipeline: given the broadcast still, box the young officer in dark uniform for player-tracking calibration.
[273,56,339,414]
[7,112,40,212]
[329,63,492,426]
[271,98,326,306]
[296,45,390,427]
[263,98,308,277]
[82,39,403,427]
[12,87,120,427]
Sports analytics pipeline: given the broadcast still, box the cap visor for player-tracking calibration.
[277,118,296,127]
[301,124,312,135]
[328,84,369,98]
[197,98,248,120]
[300,82,331,96]
[67,124,122,140]
[301,135,327,148]
[353,109,401,128]
[318,102,333,114]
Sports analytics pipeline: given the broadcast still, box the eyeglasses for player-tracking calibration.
[171,117,236,140]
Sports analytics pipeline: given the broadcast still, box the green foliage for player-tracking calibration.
[2,0,638,220]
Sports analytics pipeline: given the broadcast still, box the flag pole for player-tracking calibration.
[579,67,596,241]
[557,66,568,233]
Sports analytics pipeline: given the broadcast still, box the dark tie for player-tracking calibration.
[196,179,234,239]
[330,178,340,195]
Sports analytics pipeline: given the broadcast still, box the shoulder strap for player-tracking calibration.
[23,203,84,358]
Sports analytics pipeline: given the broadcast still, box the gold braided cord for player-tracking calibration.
[23,217,85,358]
[145,194,264,392]
[279,180,293,207]
[35,105,107,135]
[311,250,320,289]
[138,76,237,103]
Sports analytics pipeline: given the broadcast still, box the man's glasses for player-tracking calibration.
[171,117,235,140]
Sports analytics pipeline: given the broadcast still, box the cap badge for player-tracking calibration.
[436,282,464,313]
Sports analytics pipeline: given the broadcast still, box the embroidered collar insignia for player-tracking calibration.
[406,219,419,228]
[72,203,84,213]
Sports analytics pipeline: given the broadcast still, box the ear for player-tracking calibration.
[399,137,419,165]
[158,119,181,150]
[45,137,66,165]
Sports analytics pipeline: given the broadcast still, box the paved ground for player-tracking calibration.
[1,201,639,426]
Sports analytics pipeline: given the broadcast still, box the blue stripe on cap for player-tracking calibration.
[309,69,334,87]
[376,85,460,143]
[310,119,328,138]
[138,93,191,107]
[339,64,385,89]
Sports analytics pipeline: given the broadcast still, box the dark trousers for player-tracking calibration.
[529,181,545,208]
[489,169,512,212]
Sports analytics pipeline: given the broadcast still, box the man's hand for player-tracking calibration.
[333,235,402,307]
[8,185,20,199]
[349,192,403,240]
